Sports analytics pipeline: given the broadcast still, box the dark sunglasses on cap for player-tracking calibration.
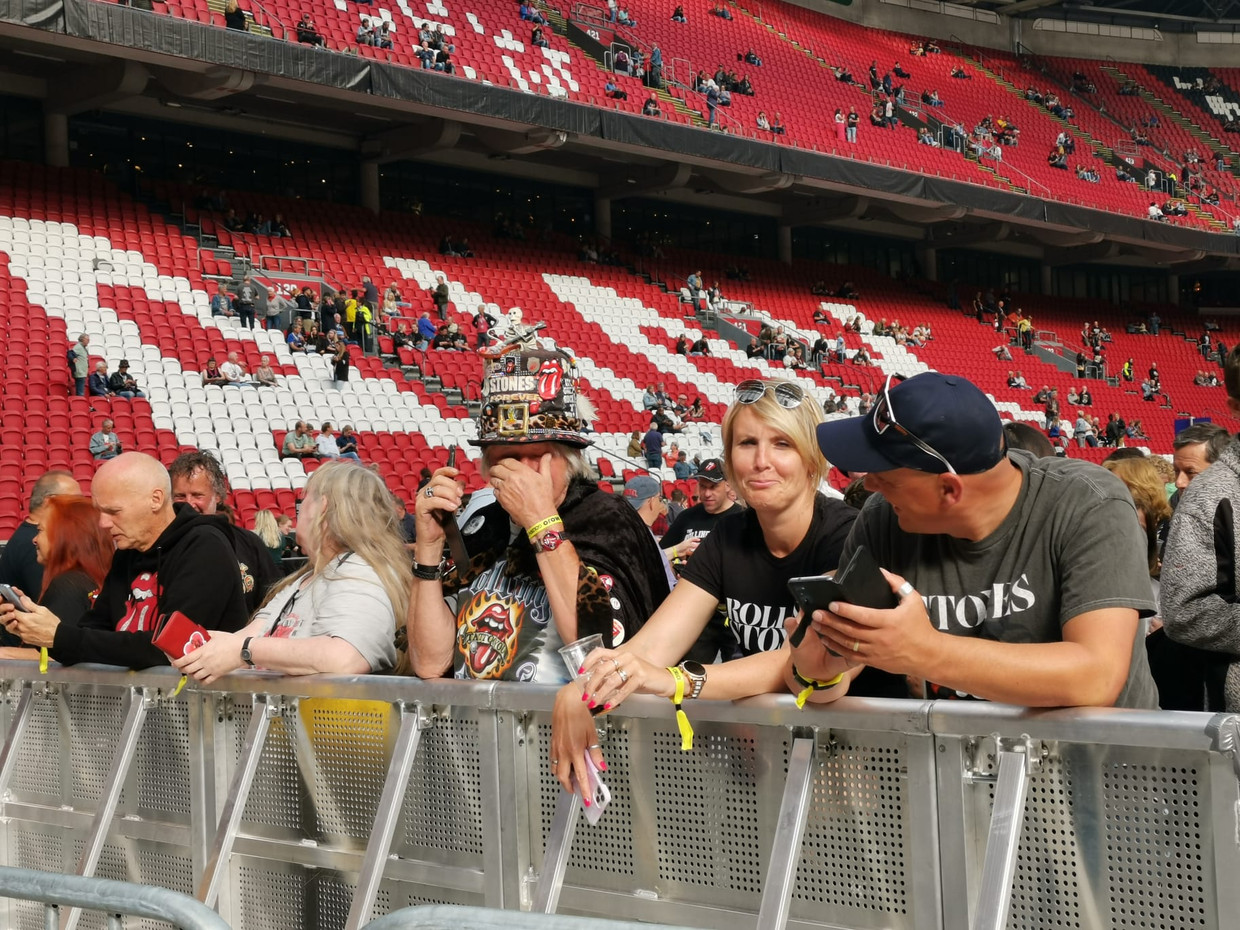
[872,373,957,475]
[734,379,806,409]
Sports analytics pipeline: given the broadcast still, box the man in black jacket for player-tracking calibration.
[0,453,249,668]
[168,450,281,612]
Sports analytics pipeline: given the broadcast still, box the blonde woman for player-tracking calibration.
[175,462,410,682]
[252,509,285,565]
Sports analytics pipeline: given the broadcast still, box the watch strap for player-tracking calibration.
[412,560,443,580]
[241,636,255,668]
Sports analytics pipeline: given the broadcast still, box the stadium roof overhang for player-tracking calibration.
[2,3,1239,271]
[962,0,1240,30]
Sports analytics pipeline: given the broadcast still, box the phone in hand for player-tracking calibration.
[0,584,27,610]
[446,444,458,469]
[577,751,610,825]
[786,546,899,648]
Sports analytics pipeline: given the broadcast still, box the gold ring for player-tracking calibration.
[852,640,861,653]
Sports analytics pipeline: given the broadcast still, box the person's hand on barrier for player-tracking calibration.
[580,647,675,712]
[550,681,606,796]
[784,611,856,686]
[1,591,60,648]
[810,569,935,677]
[413,466,463,551]
[172,630,244,685]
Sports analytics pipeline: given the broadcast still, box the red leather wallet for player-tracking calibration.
[151,610,211,659]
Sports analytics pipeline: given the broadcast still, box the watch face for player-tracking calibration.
[682,660,706,677]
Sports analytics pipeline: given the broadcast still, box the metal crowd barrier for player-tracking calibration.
[0,662,1235,930]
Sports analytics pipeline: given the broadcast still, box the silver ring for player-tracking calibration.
[896,581,915,598]
[550,758,559,765]
[587,743,601,750]
[424,487,435,498]
[611,658,621,671]
[617,669,629,684]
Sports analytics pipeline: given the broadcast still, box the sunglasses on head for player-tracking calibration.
[734,379,806,409]
[871,374,957,475]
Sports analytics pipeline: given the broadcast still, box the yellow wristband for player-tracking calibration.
[666,666,695,750]
[38,647,48,675]
[526,515,564,541]
[792,665,845,709]
[671,546,678,560]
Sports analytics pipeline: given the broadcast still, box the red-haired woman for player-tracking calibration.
[0,496,113,659]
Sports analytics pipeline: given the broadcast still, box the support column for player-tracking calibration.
[916,244,938,282]
[594,194,612,240]
[777,224,792,265]
[360,160,381,215]
[1166,273,1180,307]
[44,111,69,168]
[1040,263,1053,296]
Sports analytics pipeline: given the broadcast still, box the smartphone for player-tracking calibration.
[0,584,26,610]
[786,546,899,648]
[577,751,610,825]
[446,444,458,469]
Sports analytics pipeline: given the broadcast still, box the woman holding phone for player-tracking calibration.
[0,496,113,658]
[550,379,888,794]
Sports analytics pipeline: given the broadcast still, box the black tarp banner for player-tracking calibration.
[63,0,372,90]
[1,0,64,29]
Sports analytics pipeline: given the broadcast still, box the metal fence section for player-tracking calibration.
[0,664,1235,930]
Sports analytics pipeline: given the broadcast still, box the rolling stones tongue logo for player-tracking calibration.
[537,360,563,401]
[457,590,523,678]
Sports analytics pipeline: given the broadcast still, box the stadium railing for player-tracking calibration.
[0,663,1235,930]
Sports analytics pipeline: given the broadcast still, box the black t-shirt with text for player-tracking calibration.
[661,502,739,549]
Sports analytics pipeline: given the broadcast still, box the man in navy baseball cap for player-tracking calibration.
[795,369,1157,711]
[816,372,1005,476]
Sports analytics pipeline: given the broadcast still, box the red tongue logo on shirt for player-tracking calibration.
[458,593,521,678]
[537,360,563,400]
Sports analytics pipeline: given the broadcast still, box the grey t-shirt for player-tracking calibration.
[256,552,397,672]
[842,450,1158,708]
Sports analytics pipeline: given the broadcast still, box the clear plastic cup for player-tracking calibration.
[558,633,604,681]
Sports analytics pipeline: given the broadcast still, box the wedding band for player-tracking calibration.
[852,640,861,653]
[550,758,559,765]
[424,487,435,498]
[617,669,629,684]
[611,658,621,671]
[896,581,915,598]
[588,743,601,750]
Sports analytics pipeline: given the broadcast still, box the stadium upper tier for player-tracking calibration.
[142,0,1240,229]
[1,161,1236,536]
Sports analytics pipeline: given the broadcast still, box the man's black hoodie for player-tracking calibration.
[51,503,249,668]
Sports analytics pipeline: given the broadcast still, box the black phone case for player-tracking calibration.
[786,546,898,647]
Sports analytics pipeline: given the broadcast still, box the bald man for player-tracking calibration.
[0,471,82,643]
[0,453,248,669]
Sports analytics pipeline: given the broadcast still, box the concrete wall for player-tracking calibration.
[776,0,1240,68]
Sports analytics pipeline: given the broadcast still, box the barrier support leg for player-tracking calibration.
[970,738,1041,930]
[531,789,581,914]
[344,702,427,930]
[195,694,276,909]
[0,682,34,801]
[62,687,151,930]
[756,731,817,930]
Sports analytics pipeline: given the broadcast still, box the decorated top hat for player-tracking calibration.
[471,346,593,447]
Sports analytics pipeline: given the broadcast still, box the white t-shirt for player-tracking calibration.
[221,361,246,382]
[254,553,397,672]
[316,434,340,457]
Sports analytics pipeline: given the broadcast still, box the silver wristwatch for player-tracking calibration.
[678,660,707,699]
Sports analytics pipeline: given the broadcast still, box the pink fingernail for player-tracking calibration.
[577,665,585,674]
[583,797,591,807]
[604,702,612,711]
[581,691,589,702]
[598,759,607,771]
[588,699,596,709]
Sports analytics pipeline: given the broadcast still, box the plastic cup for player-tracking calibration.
[559,634,604,681]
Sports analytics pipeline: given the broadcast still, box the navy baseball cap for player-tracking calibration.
[623,475,662,508]
[697,458,726,483]
[816,372,1004,475]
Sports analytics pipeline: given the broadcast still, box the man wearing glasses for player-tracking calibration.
[804,371,1158,708]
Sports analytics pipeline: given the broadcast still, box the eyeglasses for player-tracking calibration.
[872,374,957,475]
[734,379,806,409]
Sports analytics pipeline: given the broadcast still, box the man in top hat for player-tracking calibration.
[408,345,671,683]
[796,371,1157,708]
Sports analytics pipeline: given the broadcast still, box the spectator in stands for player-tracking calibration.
[169,451,279,613]
[176,462,410,682]
[337,426,361,460]
[296,12,326,46]
[1073,411,1097,447]
[376,21,393,49]
[550,379,876,786]
[0,494,113,661]
[233,276,257,329]
[224,0,247,30]
[803,372,1157,706]
[357,16,375,45]
[883,98,896,129]
[88,361,112,398]
[1116,163,1135,182]
[671,4,686,22]
[331,339,351,387]
[1,454,248,668]
[220,351,249,386]
[0,472,82,630]
[107,360,145,399]
[520,1,547,24]
[410,347,669,686]
[604,78,627,100]
[641,419,664,469]
[282,422,317,460]
[771,112,785,135]
[833,65,853,84]
[712,1,732,18]
[90,419,121,461]
[253,355,277,387]
[316,423,358,462]
[430,275,450,319]
[614,48,632,76]
[416,312,437,349]
[992,343,1012,362]
[1148,201,1166,221]
[743,48,762,67]
[201,357,229,387]
[1079,387,1093,406]
[756,111,772,132]
[617,6,636,26]
[531,25,550,48]
[210,289,233,317]
[951,65,971,79]
[917,128,938,147]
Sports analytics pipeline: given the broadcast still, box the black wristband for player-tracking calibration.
[412,561,442,581]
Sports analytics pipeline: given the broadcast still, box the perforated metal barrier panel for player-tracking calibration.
[0,668,1236,930]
